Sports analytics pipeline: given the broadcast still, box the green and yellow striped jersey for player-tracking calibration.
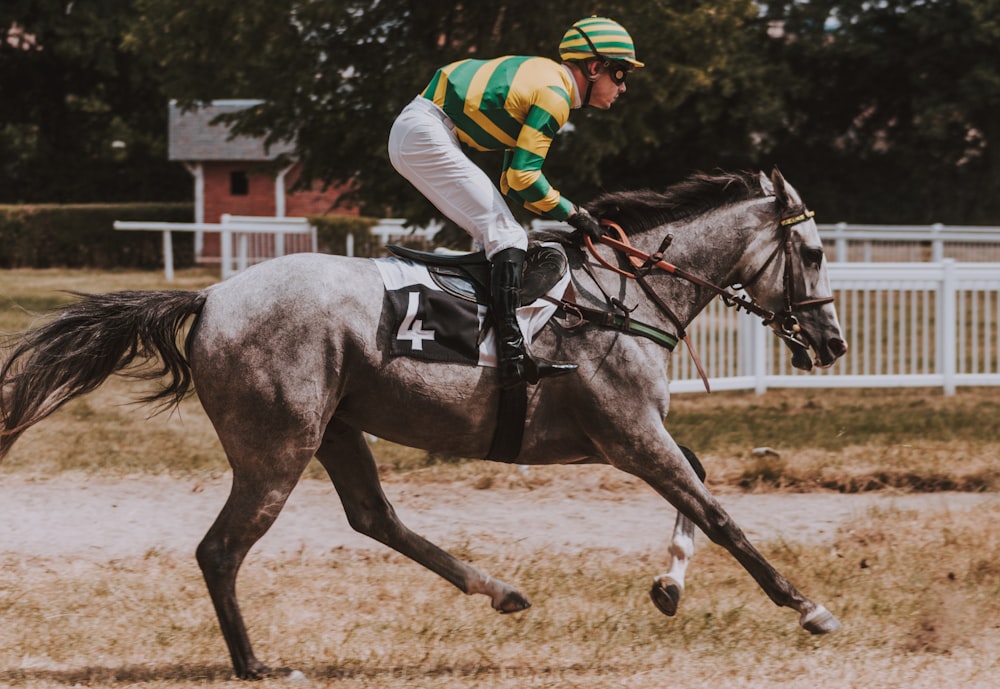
[421,56,576,220]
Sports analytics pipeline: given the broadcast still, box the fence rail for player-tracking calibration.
[818,222,1000,263]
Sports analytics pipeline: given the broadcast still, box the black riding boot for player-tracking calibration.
[490,247,578,388]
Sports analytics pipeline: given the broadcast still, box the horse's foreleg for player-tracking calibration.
[317,420,530,614]
[624,443,840,634]
[196,447,313,680]
[650,445,705,617]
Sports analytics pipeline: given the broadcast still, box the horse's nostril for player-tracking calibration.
[830,338,848,356]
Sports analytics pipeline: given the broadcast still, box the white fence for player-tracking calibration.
[113,216,1000,394]
[114,216,444,280]
[819,222,1000,263]
[114,215,317,280]
[670,260,1000,395]
[525,220,1000,394]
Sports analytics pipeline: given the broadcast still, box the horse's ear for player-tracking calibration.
[770,166,789,208]
[758,171,774,196]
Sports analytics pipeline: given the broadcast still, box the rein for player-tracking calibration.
[582,208,833,391]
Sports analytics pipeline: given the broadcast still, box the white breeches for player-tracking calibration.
[388,96,527,260]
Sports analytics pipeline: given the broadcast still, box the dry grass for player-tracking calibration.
[1,504,998,688]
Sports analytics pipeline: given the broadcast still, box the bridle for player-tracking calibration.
[733,205,836,343]
[581,204,834,390]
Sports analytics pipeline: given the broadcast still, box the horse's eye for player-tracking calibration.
[801,246,824,267]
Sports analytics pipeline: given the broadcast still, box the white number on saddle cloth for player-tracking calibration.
[396,292,436,350]
[384,283,481,364]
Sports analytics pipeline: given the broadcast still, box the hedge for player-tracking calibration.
[0,203,194,269]
[0,206,423,269]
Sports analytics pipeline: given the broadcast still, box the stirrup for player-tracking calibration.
[499,355,577,388]
[524,357,578,384]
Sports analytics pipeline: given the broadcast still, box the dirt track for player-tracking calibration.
[2,475,995,560]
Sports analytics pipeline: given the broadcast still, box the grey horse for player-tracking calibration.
[0,169,847,679]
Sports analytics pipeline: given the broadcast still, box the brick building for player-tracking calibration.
[168,99,355,261]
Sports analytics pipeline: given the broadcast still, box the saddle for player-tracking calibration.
[386,244,569,305]
[385,243,569,465]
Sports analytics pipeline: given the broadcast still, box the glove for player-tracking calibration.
[567,206,604,243]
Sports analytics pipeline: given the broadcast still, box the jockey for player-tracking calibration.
[388,16,644,388]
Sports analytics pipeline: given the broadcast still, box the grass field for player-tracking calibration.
[1,268,999,687]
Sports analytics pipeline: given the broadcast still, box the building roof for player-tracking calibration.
[168,100,296,162]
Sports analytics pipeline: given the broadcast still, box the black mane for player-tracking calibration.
[585,171,766,235]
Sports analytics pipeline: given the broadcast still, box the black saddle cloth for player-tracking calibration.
[386,244,568,304]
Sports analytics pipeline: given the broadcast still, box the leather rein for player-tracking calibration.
[582,206,833,392]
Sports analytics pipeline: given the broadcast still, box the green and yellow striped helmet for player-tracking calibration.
[559,16,644,68]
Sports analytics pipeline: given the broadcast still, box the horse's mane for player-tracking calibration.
[585,171,765,235]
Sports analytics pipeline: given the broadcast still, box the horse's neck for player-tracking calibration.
[620,213,756,329]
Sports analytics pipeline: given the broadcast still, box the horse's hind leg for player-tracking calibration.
[650,445,705,617]
[317,419,530,613]
[196,442,314,680]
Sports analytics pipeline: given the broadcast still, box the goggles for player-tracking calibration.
[604,59,632,85]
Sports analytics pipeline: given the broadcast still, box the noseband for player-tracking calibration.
[584,205,833,381]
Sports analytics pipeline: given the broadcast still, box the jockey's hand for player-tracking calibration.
[567,206,604,243]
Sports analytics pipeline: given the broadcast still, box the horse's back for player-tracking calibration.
[208,251,379,310]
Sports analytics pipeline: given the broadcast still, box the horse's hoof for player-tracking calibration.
[238,665,304,681]
[800,604,842,634]
[495,590,531,614]
[236,664,272,681]
[650,576,683,617]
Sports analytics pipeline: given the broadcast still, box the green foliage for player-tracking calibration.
[0,203,193,268]
[126,0,783,223]
[0,1,191,203]
[764,0,1000,223]
[4,1,999,225]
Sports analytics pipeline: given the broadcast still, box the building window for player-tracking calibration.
[230,171,249,196]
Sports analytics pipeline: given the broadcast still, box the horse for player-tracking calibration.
[0,168,847,680]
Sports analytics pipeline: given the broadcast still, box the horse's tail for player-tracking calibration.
[0,290,207,460]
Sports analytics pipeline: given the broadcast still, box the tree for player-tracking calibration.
[128,0,783,222]
[763,0,1000,223]
[0,0,189,202]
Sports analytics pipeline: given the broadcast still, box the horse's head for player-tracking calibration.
[743,168,847,371]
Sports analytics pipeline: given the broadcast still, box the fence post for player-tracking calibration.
[834,222,848,263]
[939,259,957,395]
[220,229,233,280]
[931,223,945,262]
[753,315,769,394]
[237,234,249,274]
[162,230,175,282]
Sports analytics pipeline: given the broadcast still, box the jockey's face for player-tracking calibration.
[587,62,628,110]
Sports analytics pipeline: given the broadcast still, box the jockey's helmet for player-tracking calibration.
[559,16,644,78]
